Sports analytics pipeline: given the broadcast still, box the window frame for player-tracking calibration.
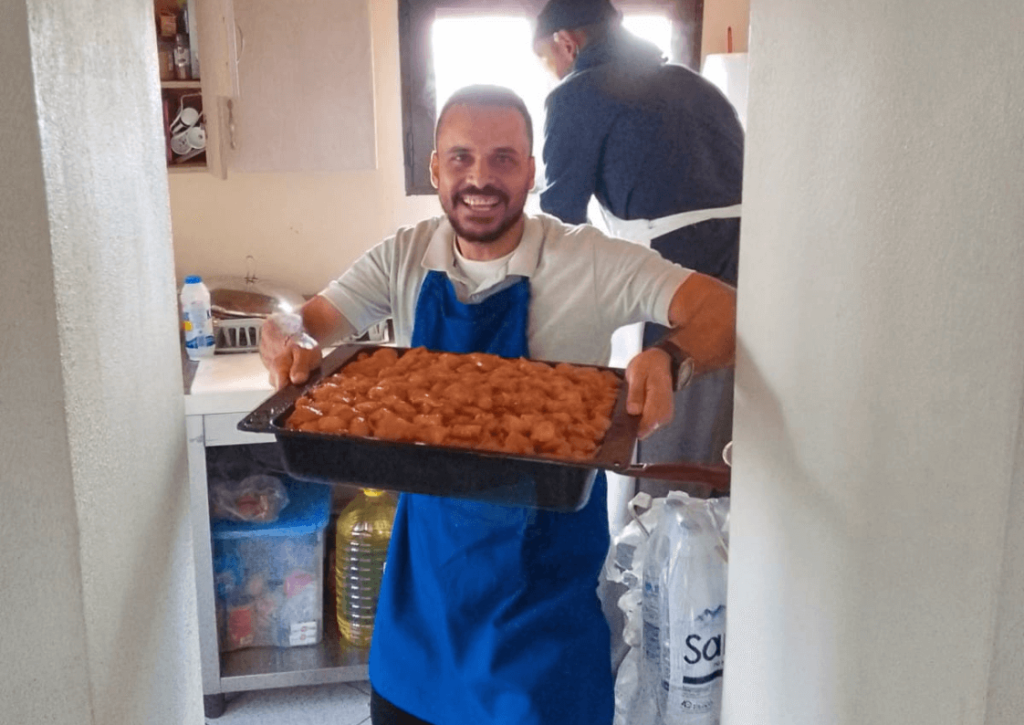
[398,0,705,195]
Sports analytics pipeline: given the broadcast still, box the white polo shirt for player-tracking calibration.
[319,213,691,367]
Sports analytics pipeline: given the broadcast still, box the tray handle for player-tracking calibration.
[616,461,731,490]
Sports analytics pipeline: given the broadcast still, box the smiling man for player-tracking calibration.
[432,97,534,250]
[258,85,736,725]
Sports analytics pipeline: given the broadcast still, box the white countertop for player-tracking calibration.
[184,352,275,416]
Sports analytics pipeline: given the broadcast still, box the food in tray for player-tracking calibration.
[285,347,622,461]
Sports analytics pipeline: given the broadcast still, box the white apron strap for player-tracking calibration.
[597,200,746,375]
[600,203,742,245]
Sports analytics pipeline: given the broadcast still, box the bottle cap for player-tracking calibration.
[185,275,202,284]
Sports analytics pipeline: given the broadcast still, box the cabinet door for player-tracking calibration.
[228,0,377,172]
[196,0,241,179]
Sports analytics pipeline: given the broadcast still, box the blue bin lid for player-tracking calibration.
[211,479,332,540]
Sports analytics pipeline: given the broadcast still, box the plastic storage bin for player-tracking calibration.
[211,479,332,652]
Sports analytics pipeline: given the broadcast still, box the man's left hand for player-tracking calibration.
[624,347,675,439]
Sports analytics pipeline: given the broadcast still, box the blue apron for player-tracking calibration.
[368,271,614,725]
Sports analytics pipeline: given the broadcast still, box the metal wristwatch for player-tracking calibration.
[652,338,695,392]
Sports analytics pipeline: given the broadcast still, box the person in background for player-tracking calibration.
[259,85,736,725]
[532,0,744,480]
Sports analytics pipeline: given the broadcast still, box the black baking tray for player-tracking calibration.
[237,344,641,512]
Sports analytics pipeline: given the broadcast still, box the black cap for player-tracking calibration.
[534,0,620,42]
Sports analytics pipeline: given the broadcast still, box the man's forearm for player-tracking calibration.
[300,295,357,347]
[663,273,737,374]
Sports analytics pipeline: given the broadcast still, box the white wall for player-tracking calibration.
[168,0,439,296]
[0,2,93,717]
[724,1,1024,724]
[702,0,749,62]
[0,1,202,723]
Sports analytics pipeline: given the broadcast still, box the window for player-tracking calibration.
[398,0,703,195]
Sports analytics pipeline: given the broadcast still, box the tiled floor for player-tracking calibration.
[208,681,371,725]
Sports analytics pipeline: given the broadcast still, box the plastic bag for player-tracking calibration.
[599,494,667,667]
[210,474,290,523]
[599,492,666,724]
[607,492,730,725]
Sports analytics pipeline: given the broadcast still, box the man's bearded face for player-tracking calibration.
[432,105,535,244]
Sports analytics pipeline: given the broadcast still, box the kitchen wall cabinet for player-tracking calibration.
[157,0,208,171]
[160,81,207,172]
[185,354,368,718]
[190,0,237,177]
[186,0,377,178]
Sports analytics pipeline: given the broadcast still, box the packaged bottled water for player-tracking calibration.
[180,275,215,360]
[640,492,728,724]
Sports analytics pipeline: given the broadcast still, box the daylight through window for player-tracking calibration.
[400,1,685,195]
[431,12,675,159]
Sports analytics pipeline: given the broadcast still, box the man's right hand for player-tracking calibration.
[259,312,323,390]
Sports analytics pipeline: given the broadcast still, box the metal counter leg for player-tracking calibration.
[204,693,227,719]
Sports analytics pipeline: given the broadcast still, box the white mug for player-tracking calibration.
[186,125,206,150]
[170,106,201,134]
[170,131,191,156]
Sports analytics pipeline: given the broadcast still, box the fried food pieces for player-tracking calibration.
[285,347,621,461]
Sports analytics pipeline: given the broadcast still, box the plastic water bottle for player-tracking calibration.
[335,489,396,648]
[640,493,728,724]
[180,275,215,360]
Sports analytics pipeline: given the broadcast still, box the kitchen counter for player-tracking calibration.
[183,351,275,416]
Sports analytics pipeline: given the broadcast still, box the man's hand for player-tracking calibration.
[622,273,736,439]
[624,347,675,439]
[259,313,323,390]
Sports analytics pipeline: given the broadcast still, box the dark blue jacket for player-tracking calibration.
[540,29,744,283]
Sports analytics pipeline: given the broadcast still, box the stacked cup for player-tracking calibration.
[170,104,206,158]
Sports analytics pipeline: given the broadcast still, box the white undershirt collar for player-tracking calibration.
[421,215,546,293]
[453,244,514,294]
